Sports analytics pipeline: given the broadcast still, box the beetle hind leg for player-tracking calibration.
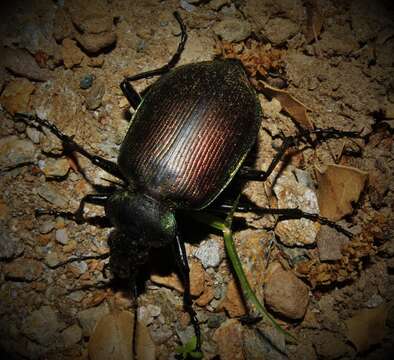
[216,202,353,237]
[238,127,364,182]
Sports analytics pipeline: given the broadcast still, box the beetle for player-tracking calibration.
[13,11,361,355]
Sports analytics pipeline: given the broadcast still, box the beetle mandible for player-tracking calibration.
[14,11,361,355]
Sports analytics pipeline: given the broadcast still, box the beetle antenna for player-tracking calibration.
[124,11,187,82]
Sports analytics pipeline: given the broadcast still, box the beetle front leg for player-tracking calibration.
[14,113,125,181]
[238,127,363,182]
[172,234,202,353]
[36,193,112,227]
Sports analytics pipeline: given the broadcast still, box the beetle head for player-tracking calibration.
[105,191,177,247]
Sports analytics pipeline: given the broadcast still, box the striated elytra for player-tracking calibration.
[114,59,262,230]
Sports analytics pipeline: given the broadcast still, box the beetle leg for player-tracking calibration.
[36,193,112,227]
[215,203,353,237]
[238,127,363,182]
[172,233,201,352]
[14,113,125,181]
[120,11,187,108]
[120,80,142,109]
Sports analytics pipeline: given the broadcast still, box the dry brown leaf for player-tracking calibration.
[135,321,156,360]
[304,0,324,43]
[316,164,368,221]
[345,302,392,353]
[88,310,134,360]
[150,272,184,293]
[252,79,314,129]
[150,260,205,296]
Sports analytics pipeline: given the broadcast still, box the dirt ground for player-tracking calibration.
[0,0,393,359]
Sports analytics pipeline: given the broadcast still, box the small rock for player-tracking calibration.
[68,290,86,302]
[4,258,43,281]
[61,39,84,69]
[55,228,69,245]
[39,221,55,234]
[263,18,299,45]
[76,32,117,53]
[176,325,196,346]
[77,302,110,337]
[62,324,82,348]
[212,18,252,42]
[23,306,63,346]
[196,284,215,306]
[0,135,37,170]
[180,0,197,12]
[317,225,348,261]
[189,260,205,297]
[213,319,244,360]
[312,331,349,360]
[70,261,88,275]
[0,78,35,114]
[41,157,70,178]
[67,0,112,34]
[44,251,61,268]
[2,47,51,82]
[219,277,247,317]
[364,294,385,308]
[53,8,75,42]
[264,263,309,320]
[207,313,227,329]
[209,0,229,11]
[274,171,320,246]
[294,169,315,190]
[138,304,162,326]
[64,0,117,54]
[150,325,173,345]
[26,127,41,144]
[0,230,24,259]
[85,80,105,110]
[80,74,94,89]
[194,239,222,268]
[63,239,78,253]
[319,24,359,56]
[36,183,68,208]
[86,55,105,68]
